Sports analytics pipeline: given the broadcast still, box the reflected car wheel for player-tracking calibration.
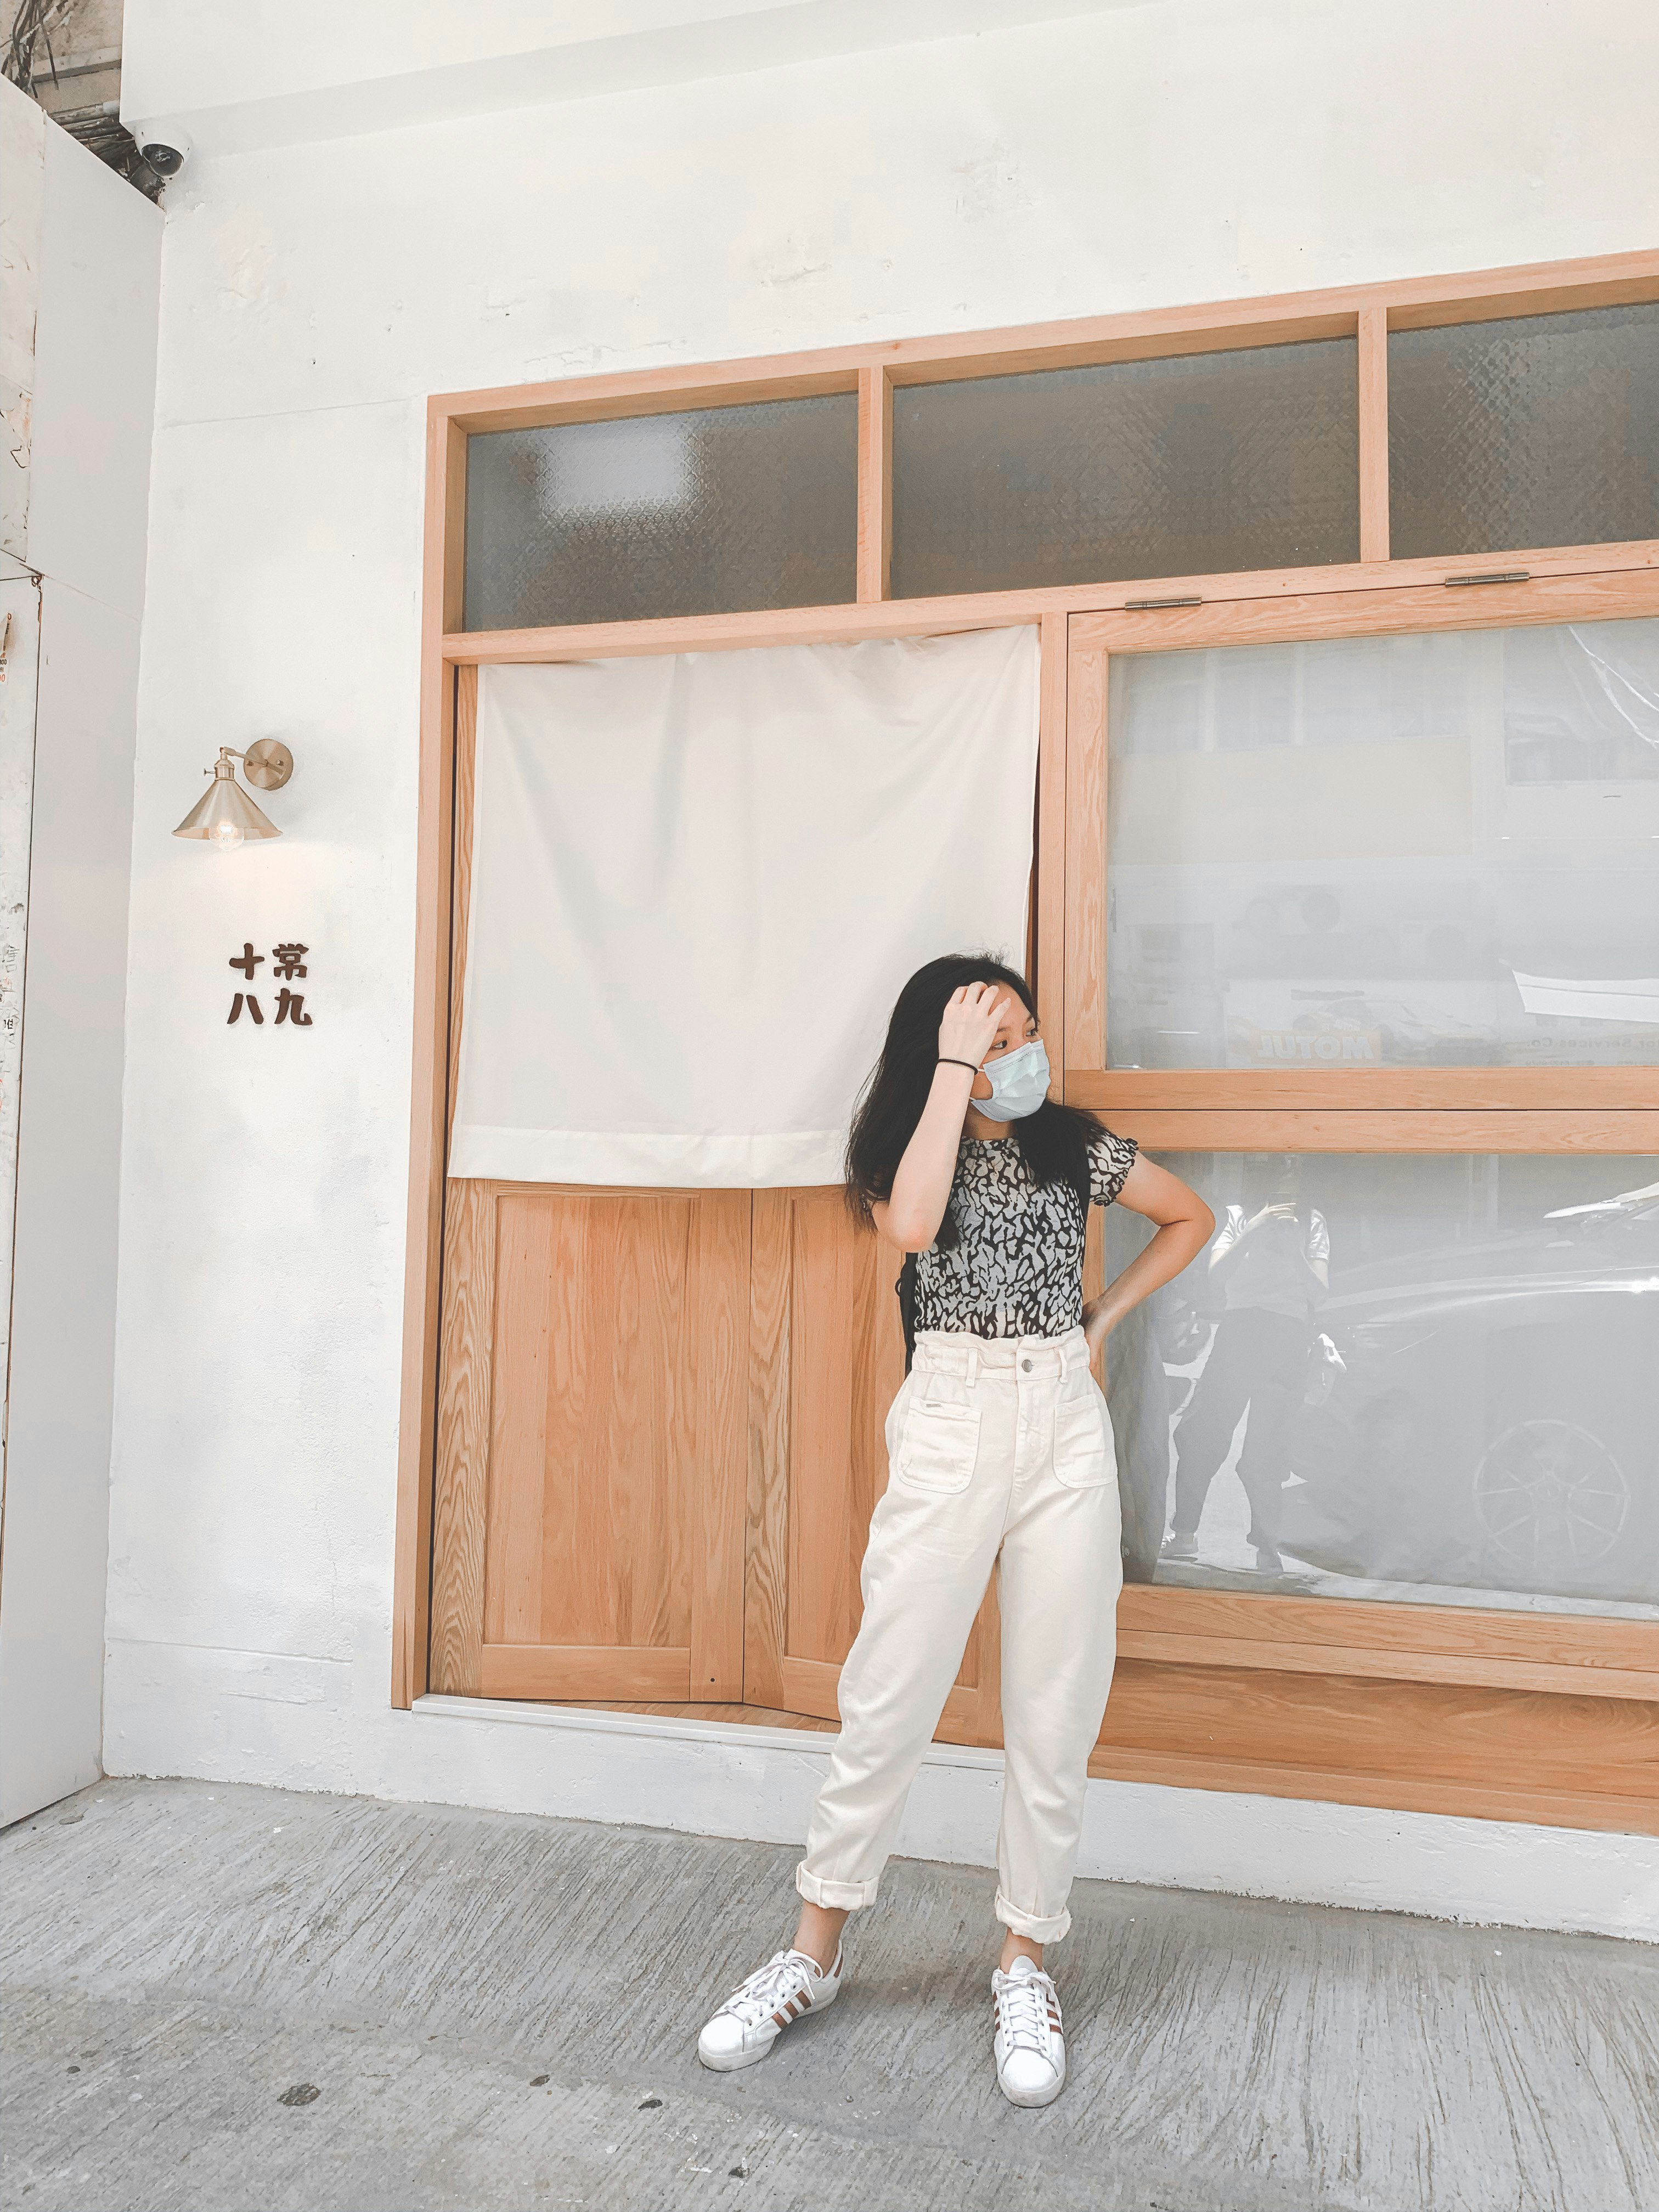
[1472,1419,1629,1576]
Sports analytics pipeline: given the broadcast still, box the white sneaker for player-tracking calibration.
[992,1956,1066,2107]
[696,1946,844,2072]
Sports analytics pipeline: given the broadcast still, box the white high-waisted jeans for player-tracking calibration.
[796,1325,1122,1943]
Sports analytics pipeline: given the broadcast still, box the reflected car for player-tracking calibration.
[1228,995,1494,1070]
[1273,1182,1659,1602]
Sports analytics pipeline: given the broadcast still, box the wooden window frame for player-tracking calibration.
[396,250,1659,1837]
[1064,568,1659,1752]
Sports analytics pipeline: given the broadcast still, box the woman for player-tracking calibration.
[696,955,1213,2107]
[1165,1155,1329,1576]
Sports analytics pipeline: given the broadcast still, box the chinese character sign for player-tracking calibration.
[228,942,314,1028]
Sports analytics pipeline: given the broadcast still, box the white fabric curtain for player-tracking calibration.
[449,627,1040,1188]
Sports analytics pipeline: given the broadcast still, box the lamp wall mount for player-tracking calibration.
[240,738,294,790]
[173,743,296,848]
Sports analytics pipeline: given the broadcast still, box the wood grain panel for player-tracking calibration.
[850,1217,908,1589]
[786,1190,864,1666]
[779,1654,844,1722]
[1085,1743,1659,1836]
[856,365,892,603]
[1101,1110,1659,1154]
[1070,567,1659,654]
[444,544,1659,665]
[528,1194,693,1650]
[1357,304,1390,564]
[781,1655,985,1741]
[450,368,860,435]
[782,1192,910,1670]
[482,1192,554,1645]
[392,410,466,1708]
[1115,1630,1659,1703]
[936,1678,999,1744]
[1096,1659,1659,1802]
[439,414,467,631]
[571,1697,1659,1833]
[429,1176,496,1695]
[956,1572,1002,1743]
[1071,1068,1659,1111]
[481,1645,693,1701]
[746,1190,792,1710]
[1117,1584,1659,1681]
[434,1182,749,1706]
[690,1191,751,1700]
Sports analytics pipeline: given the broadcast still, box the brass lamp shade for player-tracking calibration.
[173,751,281,841]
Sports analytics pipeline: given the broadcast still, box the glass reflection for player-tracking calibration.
[1105,618,1659,1069]
[1164,1156,1329,1572]
[1105,1154,1659,1615]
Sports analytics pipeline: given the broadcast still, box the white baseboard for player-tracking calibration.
[410,1695,1659,1943]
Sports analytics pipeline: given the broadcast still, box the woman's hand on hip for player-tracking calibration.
[937,983,1009,1069]
[1082,1295,1115,1359]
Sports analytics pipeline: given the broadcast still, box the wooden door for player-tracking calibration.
[429,1179,749,1701]
[746,1188,1005,1745]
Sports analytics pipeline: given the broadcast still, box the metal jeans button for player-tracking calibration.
[1020,1358,1033,1372]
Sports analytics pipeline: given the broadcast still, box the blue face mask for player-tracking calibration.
[974,1038,1051,1122]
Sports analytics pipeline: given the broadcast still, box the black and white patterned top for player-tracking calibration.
[911,1129,1139,1341]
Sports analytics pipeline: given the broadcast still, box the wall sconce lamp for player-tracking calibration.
[173,742,295,851]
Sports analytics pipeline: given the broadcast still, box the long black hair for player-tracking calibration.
[844,952,1102,1249]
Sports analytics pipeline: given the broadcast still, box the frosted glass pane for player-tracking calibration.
[463,395,857,630]
[1105,618,1659,1069]
[1390,303,1659,558]
[889,338,1358,598]
[1103,1152,1659,1614]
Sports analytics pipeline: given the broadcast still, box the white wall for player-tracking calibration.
[104,0,1659,1928]
[119,0,1139,155]
[0,98,162,1825]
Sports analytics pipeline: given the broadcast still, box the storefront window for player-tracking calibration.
[1389,302,1659,560]
[463,393,859,630]
[889,337,1359,598]
[1103,1152,1659,1616]
[1104,617,1659,1069]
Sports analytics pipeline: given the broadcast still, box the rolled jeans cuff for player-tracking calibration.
[795,1862,878,1912]
[995,1888,1072,1944]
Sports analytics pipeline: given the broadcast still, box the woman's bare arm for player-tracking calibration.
[1083,1155,1215,1356]
[872,984,1009,1251]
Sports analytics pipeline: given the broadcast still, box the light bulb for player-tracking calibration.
[210,819,244,852]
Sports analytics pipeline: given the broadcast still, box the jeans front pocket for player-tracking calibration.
[1052,1380,1117,1490]
[897,1397,983,1494]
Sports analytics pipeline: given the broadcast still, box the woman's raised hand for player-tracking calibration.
[938,982,1009,1070]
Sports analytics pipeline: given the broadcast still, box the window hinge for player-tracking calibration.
[1443,570,1531,588]
[1124,595,1203,611]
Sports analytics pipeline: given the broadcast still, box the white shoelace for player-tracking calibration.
[996,1968,1060,2056]
[721,1950,823,2027]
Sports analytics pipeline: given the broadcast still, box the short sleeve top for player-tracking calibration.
[910,1128,1139,1341]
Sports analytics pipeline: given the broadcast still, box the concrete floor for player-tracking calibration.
[3,1779,1656,2212]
